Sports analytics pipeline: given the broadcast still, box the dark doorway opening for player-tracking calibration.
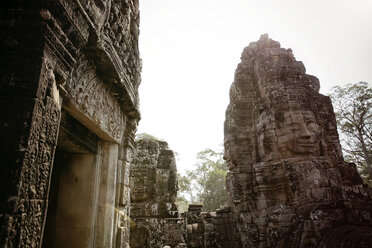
[42,111,100,248]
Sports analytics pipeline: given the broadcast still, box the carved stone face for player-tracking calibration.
[288,121,319,154]
[276,111,320,158]
[224,134,239,170]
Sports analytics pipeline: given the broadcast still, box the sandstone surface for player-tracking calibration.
[0,1,141,247]
[130,136,186,248]
[224,34,372,248]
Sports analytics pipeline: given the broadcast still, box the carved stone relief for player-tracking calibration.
[66,55,124,141]
[224,34,372,247]
[101,0,141,93]
[130,137,185,247]
[4,57,62,248]
[0,1,141,248]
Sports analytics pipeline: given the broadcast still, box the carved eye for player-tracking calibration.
[291,123,301,131]
[307,122,318,131]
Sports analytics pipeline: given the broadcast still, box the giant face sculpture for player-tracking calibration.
[276,110,321,158]
[223,35,372,248]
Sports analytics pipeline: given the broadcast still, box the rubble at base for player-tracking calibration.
[130,138,241,248]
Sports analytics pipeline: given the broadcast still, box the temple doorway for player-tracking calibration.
[42,111,101,248]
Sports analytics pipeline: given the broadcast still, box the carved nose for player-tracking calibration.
[298,129,316,143]
[301,128,313,138]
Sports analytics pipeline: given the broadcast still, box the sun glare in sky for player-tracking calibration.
[137,0,372,173]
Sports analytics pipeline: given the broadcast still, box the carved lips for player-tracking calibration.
[291,121,319,154]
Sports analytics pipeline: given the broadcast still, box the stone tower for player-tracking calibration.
[130,136,186,248]
[224,34,372,247]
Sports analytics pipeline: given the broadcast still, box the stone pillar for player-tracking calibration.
[185,205,204,248]
[0,8,62,247]
[129,136,185,248]
[116,118,137,248]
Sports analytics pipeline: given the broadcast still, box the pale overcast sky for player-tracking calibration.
[137,0,372,174]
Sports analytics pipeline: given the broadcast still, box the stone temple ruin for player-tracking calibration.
[130,137,186,248]
[0,1,372,247]
[1,1,140,247]
[128,137,241,248]
[224,34,372,247]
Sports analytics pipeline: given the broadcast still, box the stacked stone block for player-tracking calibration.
[214,207,241,248]
[223,34,372,247]
[130,136,186,248]
[185,205,205,248]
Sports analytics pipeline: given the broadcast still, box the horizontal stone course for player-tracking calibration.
[224,34,372,248]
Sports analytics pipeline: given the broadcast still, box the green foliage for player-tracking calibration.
[175,194,189,213]
[329,82,372,185]
[180,148,228,212]
[176,173,191,213]
[177,173,191,192]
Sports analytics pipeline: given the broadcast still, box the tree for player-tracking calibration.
[176,173,192,213]
[185,148,228,211]
[329,82,372,185]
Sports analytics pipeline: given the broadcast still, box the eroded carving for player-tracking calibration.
[66,55,124,140]
[130,136,185,248]
[0,1,141,248]
[101,0,141,92]
[224,34,372,247]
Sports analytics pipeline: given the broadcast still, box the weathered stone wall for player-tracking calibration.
[185,205,205,248]
[184,205,241,248]
[214,207,241,248]
[224,34,372,247]
[0,1,141,247]
[130,137,186,248]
